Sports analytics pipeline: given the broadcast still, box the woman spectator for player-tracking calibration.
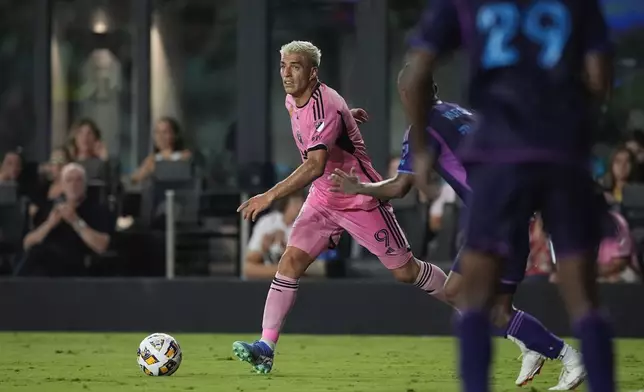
[29,147,71,218]
[131,117,192,184]
[66,119,108,162]
[600,146,638,205]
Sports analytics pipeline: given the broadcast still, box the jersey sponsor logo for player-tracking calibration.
[315,120,325,133]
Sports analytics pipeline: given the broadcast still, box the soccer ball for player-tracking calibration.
[137,333,183,376]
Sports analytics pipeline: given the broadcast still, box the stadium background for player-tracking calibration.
[1,0,644,390]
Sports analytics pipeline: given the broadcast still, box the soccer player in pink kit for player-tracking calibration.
[232,40,449,374]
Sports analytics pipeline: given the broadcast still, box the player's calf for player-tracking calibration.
[231,246,315,374]
[392,258,449,303]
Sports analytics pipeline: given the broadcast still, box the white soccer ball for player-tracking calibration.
[137,333,183,376]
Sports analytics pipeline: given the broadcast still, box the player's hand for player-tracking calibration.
[237,192,274,222]
[412,151,434,198]
[46,208,63,228]
[329,167,362,195]
[58,203,79,225]
[350,108,369,124]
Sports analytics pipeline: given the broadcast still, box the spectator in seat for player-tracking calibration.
[243,191,325,279]
[0,150,23,184]
[29,147,71,218]
[597,211,641,283]
[66,118,108,162]
[525,213,555,282]
[600,146,638,205]
[18,163,112,277]
[625,130,644,181]
[131,117,192,184]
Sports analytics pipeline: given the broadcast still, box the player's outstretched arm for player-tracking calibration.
[330,168,413,201]
[268,149,327,200]
[238,149,327,221]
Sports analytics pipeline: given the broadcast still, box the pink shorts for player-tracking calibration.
[288,201,412,269]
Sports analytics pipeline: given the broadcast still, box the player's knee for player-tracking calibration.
[277,248,313,278]
[390,259,418,284]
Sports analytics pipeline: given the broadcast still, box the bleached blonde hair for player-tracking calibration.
[61,162,87,182]
[280,41,322,67]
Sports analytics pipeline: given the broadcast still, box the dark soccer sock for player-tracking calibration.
[457,310,492,392]
[506,310,564,359]
[574,311,615,392]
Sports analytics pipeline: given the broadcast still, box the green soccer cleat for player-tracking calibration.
[232,340,274,374]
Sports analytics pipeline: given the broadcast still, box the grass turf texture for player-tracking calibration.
[1,333,643,392]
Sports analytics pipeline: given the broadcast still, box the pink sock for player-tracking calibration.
[261,272,299,346]
[414,260,448,304]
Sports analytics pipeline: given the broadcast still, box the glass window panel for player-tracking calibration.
[152,0,238,276]
[51,0,134,168]
[152,0,237,187]
[0,0,36,155]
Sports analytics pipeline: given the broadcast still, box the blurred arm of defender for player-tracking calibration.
[330,168,414,201]
[330,131,436,201]
[403,0,461,193]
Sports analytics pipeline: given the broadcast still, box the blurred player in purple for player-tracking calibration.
[402,0,614,391]
[330,65,584,390]
[232,40,451,374]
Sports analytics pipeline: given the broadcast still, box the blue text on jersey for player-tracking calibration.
[477,0,571,69]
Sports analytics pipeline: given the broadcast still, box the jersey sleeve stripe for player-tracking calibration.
[307,144,328,152]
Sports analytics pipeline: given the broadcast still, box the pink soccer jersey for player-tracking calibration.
[285,82,382,210]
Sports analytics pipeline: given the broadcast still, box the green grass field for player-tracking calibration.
[1,333,643,391]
